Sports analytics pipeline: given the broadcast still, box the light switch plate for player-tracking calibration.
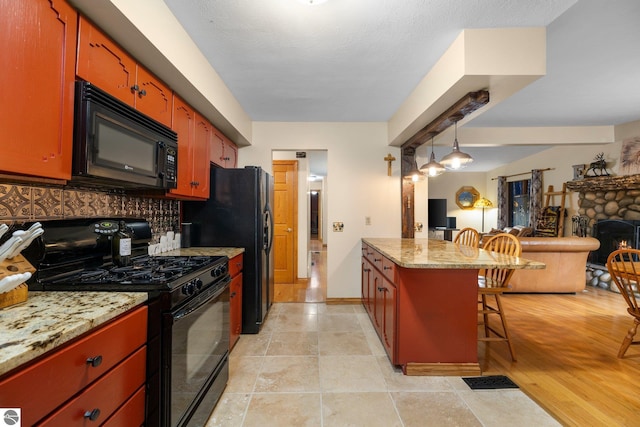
[415,222,423,232]
[333,222,344,232]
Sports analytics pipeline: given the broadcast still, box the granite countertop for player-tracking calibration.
[161,247,244,258]
[0,292,147,377]
[363,238,546,270]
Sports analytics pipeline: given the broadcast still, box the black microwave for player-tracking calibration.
[73,82,178,189]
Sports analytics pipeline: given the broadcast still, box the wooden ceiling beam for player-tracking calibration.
[401,90,490,150]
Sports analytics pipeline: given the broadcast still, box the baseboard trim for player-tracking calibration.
[325,298,362,305]
[404,362,481,376]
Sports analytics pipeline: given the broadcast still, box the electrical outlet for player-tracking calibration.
[333,222,344,232]
[365,216,371,226]
[415,222,423,232]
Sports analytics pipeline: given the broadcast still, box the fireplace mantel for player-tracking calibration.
[565,174,640,192]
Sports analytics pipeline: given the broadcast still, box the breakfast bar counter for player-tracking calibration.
[361,238,544,376]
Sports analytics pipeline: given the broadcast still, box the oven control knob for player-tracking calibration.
[182,283,195,296]
[194,278,203,290]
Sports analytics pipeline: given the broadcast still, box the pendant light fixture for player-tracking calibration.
[403,159,425,182]
[419,137,445,177]
[440,120,473,170]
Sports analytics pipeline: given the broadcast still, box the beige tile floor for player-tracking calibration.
[206,303,560,427]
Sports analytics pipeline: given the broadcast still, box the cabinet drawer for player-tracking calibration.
[0,306,147,426]
[101,384,145,427]
[229,254,243,278]
[38,346,147,426]
[371,250,384,271]
[363,244,376,264]
[382,257,396,282]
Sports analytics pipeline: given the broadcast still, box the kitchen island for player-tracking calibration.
[362,238,544,375]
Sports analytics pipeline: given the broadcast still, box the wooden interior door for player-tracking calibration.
[272,160,298,283]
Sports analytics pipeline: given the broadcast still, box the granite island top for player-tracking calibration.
[0,292,147,377]
[161,247,244,258]
[363,238,546,270]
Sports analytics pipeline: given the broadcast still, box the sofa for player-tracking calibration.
[508,237,600,293]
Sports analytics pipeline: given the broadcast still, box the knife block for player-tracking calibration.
[0,254,36,309]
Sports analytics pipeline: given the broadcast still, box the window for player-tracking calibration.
[509,179,530,226]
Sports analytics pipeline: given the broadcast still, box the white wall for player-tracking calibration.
[239,122,401,299]
[426,172,489,237]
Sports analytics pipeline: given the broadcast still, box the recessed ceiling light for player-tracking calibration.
[296,0,329,5]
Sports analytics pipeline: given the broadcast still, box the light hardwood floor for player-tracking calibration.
[275,248,640,426]
[482,288,640,426]
[273,239,326,303]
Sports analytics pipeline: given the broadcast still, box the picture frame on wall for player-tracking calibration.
[455,186,479,210]
[619,137,640,176]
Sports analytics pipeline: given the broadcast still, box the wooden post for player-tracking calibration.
[401,147,415,238]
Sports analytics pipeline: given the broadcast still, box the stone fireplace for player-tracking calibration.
[566,175,640,292]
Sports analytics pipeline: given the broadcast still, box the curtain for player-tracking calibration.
[497,176,508,229]
[529,169,543,230]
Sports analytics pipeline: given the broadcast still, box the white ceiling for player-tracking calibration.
[160,0,640,173]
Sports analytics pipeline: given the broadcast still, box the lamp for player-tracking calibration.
[419,137,445,177]
[440,121,473,170]
[403,159,425,182]
[473,197,493,232]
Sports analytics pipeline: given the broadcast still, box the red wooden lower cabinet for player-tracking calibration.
[0,306,147,426]
[362,243,480,376]
[229,254,244,350]
[38,347,146,426]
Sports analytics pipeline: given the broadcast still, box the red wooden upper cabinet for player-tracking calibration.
[0,0,77,180]
[76,16,172,127]
[211,129,238,168]
[169,96,211,199]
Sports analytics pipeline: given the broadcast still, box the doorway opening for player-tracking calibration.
[309,190,321,240]
[272,150,327,303]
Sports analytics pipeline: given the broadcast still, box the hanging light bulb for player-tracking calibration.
[440,121,473,170]
[419,137,445,177]
[403,159,425,182]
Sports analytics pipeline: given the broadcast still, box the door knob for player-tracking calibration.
[287,228,293,232]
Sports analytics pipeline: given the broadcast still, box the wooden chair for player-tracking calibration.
[478,233,522,361]
[606,248,640,358]
[454,227,480,248]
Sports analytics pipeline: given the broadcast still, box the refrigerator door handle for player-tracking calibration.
[264,208,274,252]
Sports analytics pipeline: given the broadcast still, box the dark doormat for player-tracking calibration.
[462,375,519,390]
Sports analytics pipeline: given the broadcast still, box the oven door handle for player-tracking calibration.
[173,276,231,321]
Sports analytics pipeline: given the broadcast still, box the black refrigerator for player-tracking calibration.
[182,166,274,334]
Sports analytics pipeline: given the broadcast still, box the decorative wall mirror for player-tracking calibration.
[455,186,479,210]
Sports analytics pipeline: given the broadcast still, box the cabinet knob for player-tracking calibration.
[383,266,392,270]
[86,355,103,368]
[230,292,236,298]
[130,84,139,93]
[374,258,381,262]
[84,408,101,421]
[377,287,384,292]
[139,89,147,97]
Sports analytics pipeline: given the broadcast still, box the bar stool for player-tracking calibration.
[478,233,521,361]
[606,248,640,358]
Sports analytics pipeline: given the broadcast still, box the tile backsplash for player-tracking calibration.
[0,183,179,242]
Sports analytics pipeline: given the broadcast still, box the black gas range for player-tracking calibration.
[23,218,231,427]
[26,218,228,300]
